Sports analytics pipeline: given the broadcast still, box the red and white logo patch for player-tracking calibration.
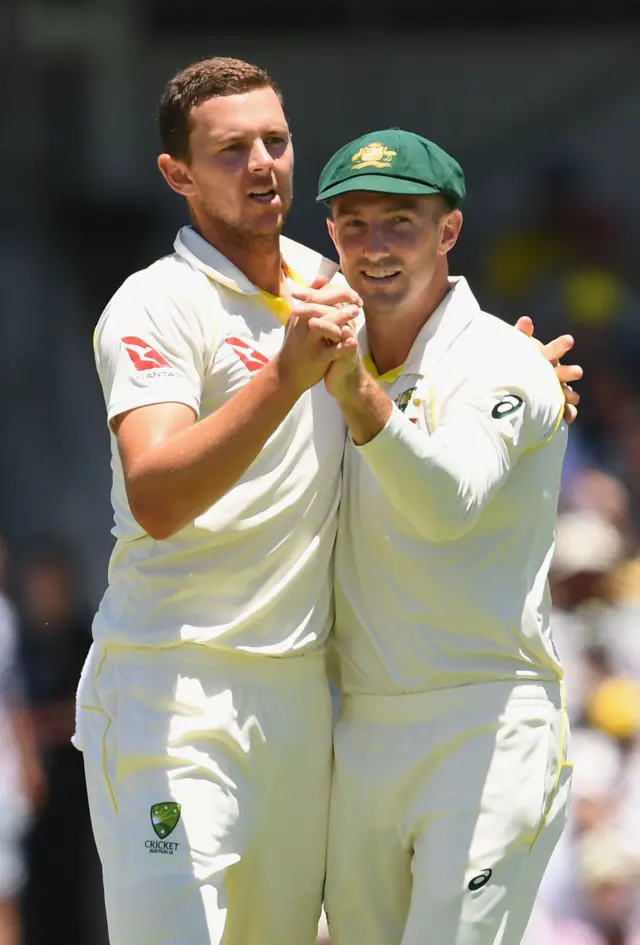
[122,336,171,371]
[226,336,270,374]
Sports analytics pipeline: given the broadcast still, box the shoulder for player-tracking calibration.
[104,253,212,317]
[464,309,562,396]
[468,309,540,360]
[94,254,217,347]
[447,306,565,446]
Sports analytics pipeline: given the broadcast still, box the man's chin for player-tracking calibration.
[358,284,405,310]
[246,207,289,239]
[220,216,284,248]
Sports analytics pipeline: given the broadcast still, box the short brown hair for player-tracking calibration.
[157,57,285,160]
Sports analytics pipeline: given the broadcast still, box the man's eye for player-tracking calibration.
[345,220,364,228]
[392,216,411,224]
[265,135,287,146]
[222,142,243,152]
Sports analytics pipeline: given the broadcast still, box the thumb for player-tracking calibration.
[310,275,329,290]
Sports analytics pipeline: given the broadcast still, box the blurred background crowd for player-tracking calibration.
[2,2,640,945]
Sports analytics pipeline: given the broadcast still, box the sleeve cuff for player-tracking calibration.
[107,392,200,425]
[355,402,409,460]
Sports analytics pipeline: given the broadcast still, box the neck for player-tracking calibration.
[366,272,451,376]
[191,213,285,296]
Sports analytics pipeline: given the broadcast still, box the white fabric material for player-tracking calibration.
[326,680,572,945]
[77,642,332,945]
[333,277,568,694]
[91,227,346,654]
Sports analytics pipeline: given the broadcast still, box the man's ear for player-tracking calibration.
[439,209,463,256]
[326,216,338,252]
[157,154,197,198]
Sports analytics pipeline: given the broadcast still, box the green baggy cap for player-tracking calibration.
[316,128,466,206]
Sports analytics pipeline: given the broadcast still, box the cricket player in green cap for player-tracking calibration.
[316,129,574,945]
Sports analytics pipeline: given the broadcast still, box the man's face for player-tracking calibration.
[328,192,461,315]
[164,87,293,240]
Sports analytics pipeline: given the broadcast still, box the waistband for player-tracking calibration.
[339,679,565,724]
[91,641,328,686]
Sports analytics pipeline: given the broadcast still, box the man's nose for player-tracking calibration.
[247,139,274,173]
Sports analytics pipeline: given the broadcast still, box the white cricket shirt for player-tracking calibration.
[92,226,346,655]
[333,277,568,694]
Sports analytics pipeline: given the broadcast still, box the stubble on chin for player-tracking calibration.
[217,207,290,252]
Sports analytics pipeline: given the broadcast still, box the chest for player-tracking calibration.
[194,284,346,463]
[200,290,287,416]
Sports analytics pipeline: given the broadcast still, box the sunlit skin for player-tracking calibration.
[157,87,294,296]
[328,191,462,374]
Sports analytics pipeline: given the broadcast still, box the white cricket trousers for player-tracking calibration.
[325,679,573,945]
[74,642,333,945]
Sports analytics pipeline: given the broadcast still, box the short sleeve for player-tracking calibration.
[94,271,208,426]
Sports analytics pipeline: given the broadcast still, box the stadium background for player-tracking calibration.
[2,1,640,943]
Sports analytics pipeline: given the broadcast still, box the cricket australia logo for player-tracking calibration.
[145,802,181,855]
[394,386,417,413]
[351,142,397,171]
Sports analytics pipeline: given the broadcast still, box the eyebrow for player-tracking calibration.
[336,198,422,217]
[205,131,286,153]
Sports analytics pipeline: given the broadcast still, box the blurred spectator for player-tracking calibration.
[606,408,640,542]
[586,677,640,876]
[563,469,633,541]
[550,511,626,723]
[528,828,640,945]
[600,558,640,681]
[554,827,640,945]
[586,677,640,744]
[533,553,640,943]
[484,158,625,307]
[0,537,44,945]
[534,727,623,923]
[14,537,103,945]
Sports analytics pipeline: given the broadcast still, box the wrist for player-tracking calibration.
[333,362,371,406]
[269,353,305,403]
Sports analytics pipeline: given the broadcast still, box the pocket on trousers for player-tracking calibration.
[529,712,572,852]
[529,759,573,853]
[479,707,556,852]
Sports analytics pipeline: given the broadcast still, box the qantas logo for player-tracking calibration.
[122,336,171,371]
[226,336,270,373]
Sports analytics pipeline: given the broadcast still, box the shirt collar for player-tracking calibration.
[405,276,480,376]
[363,276,480,382]
[174,225,340,294]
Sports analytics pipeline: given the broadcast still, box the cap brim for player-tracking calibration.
[316,175,441,202]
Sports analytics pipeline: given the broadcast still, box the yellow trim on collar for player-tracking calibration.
[363,352,406,384]
[258,290,290,325]
[258,264,308,325]
[283,263,307,287]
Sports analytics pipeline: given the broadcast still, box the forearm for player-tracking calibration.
[335,370,393,445]
[337,375,509,542]
[127,359,299,539]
